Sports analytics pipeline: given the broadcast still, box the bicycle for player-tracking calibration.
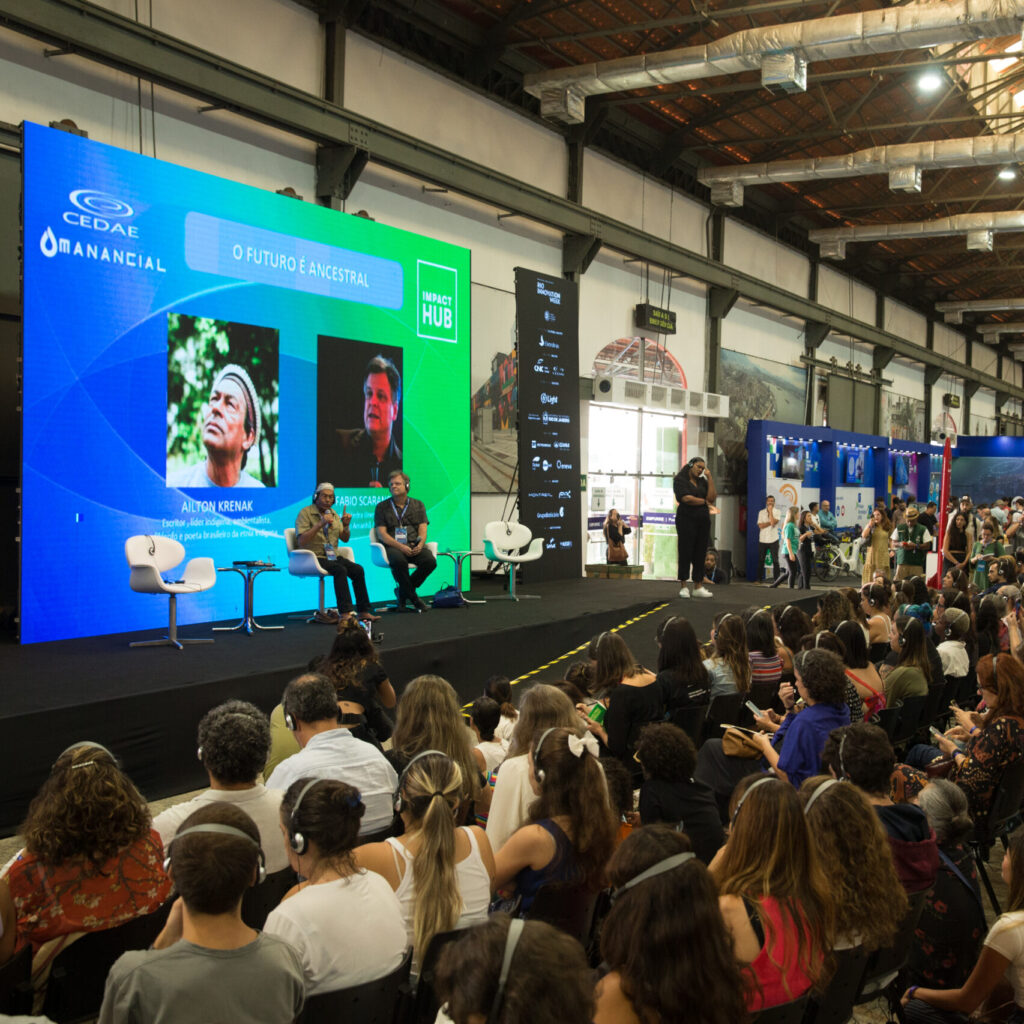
[813,529,863,581]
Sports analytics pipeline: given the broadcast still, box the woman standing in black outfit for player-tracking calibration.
[603,508,632,565]
[797,509,815,590]
[673,457,716,600]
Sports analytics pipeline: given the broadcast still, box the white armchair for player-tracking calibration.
[124,535,217,649]
[482,521,544,600]
[284,528,354,622]
[368,527,439,608]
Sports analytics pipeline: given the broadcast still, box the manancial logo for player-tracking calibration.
[417,260,458,343]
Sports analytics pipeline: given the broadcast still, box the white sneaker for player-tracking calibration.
[692,586,713,599]
[678,587,691,598]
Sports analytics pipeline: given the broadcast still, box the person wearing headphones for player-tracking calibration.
[295,482,379,625]
[152,700,289,873]
[595,826,745,1024]
[98,803,304,1024]
[3,742,171,959]
[491,727,617,915]
[673,456,716,599]
[356,751,495,970]
[264,673,397,837]
[821,723,938,894]
[710,775,833,1012]
[264,779,407,995]
[373,469,436,613]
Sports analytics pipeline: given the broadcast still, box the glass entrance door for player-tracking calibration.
[587,405,686,576]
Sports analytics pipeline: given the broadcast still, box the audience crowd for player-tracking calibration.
[5,492,1024,1024]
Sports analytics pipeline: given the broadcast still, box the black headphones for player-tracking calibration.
[53,741,119,772]
[610,852,695,903]
[731,775,775,825]
[284,707,297,731]
[163,823,266,884]
[486,918,525,1024]
[532,727,560,784]
[393,749,448,814]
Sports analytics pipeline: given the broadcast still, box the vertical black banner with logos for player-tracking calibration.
[515,268,582,582]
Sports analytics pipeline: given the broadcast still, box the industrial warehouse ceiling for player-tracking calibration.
[305,0,1024,329]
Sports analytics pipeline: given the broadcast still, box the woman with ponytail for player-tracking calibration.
[264,779,407,995]
[486,675,519,746]
[356,752,495,969]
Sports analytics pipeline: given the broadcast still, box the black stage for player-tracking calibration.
[0,577,822,835]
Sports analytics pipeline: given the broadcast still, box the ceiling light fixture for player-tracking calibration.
[918,71,943,93]
[999,167,1018,181]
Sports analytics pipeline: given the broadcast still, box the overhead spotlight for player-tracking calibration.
[918,71,943,93]
[999,167,1018,181]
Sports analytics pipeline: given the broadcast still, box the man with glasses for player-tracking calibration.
[295,483,379,624]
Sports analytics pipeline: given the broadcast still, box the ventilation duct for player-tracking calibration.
[523,0,1024,124]
[699,134,1024,206]
[976,321,1024,339]
[808,210,1024,259]
[935,297,1024,323]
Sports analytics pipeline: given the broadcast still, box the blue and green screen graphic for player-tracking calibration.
[21,122,470,643]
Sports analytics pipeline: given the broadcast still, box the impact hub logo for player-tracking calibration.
[417,260,458,343]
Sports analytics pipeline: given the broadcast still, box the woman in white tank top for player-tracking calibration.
[355,751,495,971]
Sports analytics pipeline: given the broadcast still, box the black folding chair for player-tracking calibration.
[42,901,173,1023]
[871,702,902,741]
[913,688,944,743]
[241,866,297,929]
[891,694,928,752]
[802,946,869,1024]
[934,676,961,729]
[668,704,708,747]
[749,680,783,719]
[702,693,745,742]
[956,668,979,709]
[0,945,33,1016]
[968,757,1024,914]
[753,993,811,1023]
[525,880,600,946]
[298,947,412,1024]
[852,890,928,1023]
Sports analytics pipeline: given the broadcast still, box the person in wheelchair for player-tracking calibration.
[817,499,841,546]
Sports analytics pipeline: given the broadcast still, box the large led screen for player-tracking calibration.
[21,123,470,643]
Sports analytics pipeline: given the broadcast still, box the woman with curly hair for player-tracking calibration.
[712,774,835,1012]
[493,727,617,914]
[387,675,481,822]
[799,775,908,950]
[635,724,723,864]
[895,654,1024,824]
[595,825,746,1024]
[4,743,171,962]
[814,589,856,634]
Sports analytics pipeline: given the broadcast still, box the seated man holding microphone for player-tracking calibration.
[295,483,379,624]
